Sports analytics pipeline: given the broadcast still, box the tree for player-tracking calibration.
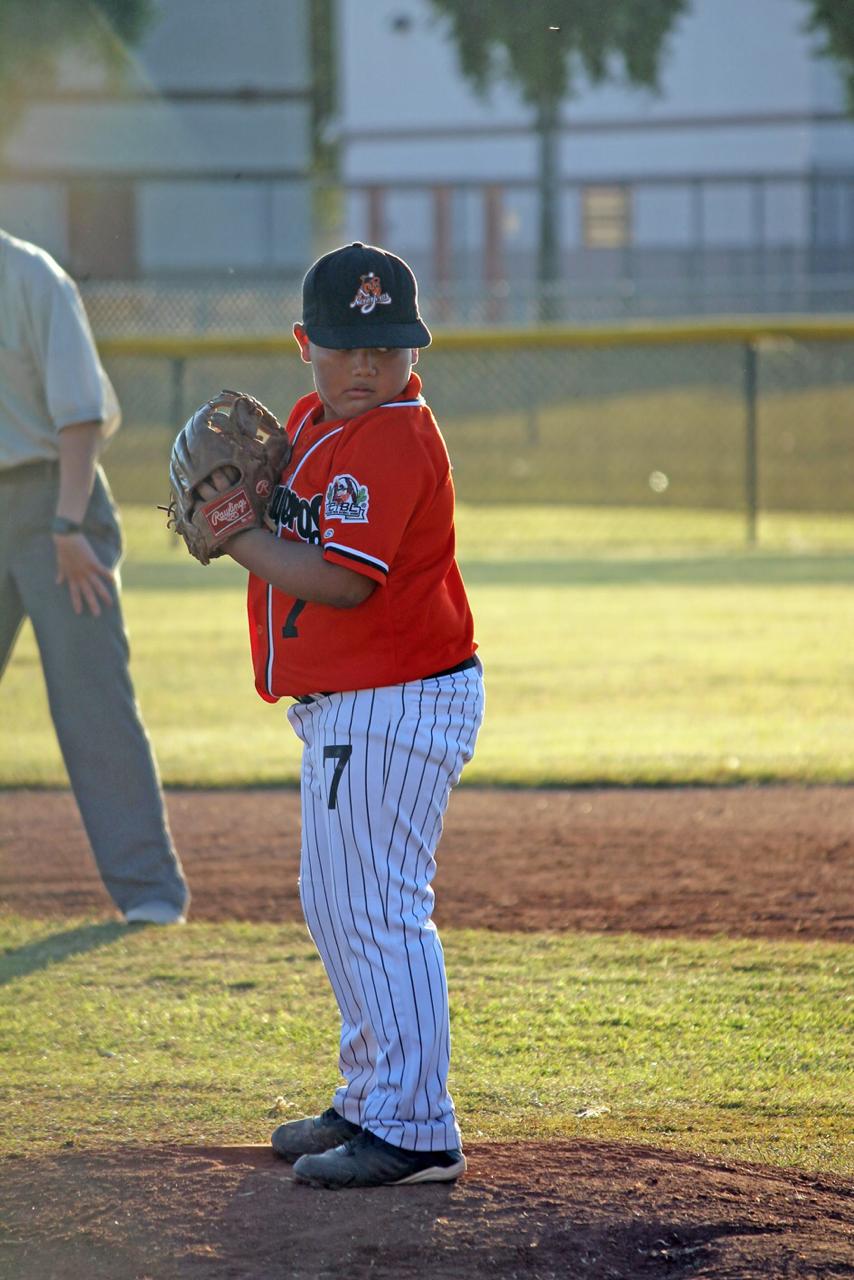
[803,0,854,110]
[426,0,689,319]
[309,0,342,238]
[0,0,153,139]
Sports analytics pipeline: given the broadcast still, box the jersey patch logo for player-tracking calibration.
[326,474,369,522]
[350,273,391,315]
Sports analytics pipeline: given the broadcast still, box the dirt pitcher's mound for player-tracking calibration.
[3,789,853,1279]
[1,786,852,940]
[2,1140,852,1280]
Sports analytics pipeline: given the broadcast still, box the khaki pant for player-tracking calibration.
[0,461,189,917]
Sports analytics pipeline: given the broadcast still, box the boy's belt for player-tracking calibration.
[293,656,477,706]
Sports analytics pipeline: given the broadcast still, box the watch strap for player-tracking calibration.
[51,516,84,536]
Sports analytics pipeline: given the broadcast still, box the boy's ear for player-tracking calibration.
[293,323,311,364]
[411,348,419,365]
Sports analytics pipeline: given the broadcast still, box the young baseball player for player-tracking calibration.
[199,242,483,1188]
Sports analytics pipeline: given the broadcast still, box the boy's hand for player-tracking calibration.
[195,466,240,501]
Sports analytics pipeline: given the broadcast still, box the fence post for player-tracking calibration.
[170,357,186,430]
[743,340,759,546]
[526,344,540,446]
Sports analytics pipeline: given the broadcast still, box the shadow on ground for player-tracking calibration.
[1,1140,852,1280]
[0,923,126,987]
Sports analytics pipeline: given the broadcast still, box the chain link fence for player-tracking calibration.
[83,282,304,338]
[94,318,854,528]
[83,274,854,335]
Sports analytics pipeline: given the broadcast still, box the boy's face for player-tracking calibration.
[294,324,418,422]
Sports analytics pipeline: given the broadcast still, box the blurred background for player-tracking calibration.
[2,0,854,786]
[4,0,854,321]
[2,0,853,524]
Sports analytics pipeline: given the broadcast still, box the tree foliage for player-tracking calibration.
[0,0,153,135]
[803,0,854,110]
[425,0,689,313]
[425,0,689,109]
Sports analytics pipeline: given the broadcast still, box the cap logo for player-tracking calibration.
[350,272,392,315]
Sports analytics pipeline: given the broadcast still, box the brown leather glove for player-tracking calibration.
[165,390,291,565]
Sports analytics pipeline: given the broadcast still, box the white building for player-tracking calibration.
[336,0,854,319]
[0,0,312,282]
[2,0,851,322]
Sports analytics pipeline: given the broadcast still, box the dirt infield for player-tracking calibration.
[2,785,853,1279]
[3,1142,853,1280]
[1,785,852,940]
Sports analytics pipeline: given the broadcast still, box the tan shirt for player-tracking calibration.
[0,229,120,470]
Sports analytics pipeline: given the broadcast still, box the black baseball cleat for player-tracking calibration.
[292,1129,466,1188]
[271,1107,362,1161]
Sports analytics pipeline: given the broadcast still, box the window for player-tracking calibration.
[582,185,631,249]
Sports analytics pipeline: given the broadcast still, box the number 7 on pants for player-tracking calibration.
[323,744,352,810]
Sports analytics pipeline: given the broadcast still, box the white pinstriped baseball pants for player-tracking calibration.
[287,661,484,1152]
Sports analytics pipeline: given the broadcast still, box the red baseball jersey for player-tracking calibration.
[247,372,476,700]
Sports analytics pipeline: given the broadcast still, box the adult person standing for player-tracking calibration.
[0,228,189,925]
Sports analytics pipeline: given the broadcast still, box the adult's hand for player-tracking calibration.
[53,531,115,616]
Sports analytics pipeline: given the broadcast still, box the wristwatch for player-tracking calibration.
[51,516,84,536]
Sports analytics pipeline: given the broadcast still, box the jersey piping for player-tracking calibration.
[284,421,344,488]
[264,588,274,694]
[324,543,389,574]
[264,417,344,695]
[290,408,314,449]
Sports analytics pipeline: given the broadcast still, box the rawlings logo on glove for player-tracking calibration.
[203,489,255,534]
[163,389,291,565]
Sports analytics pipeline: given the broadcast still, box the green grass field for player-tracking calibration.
[2,503,854,786]
[2,503,852,1180]
[1,918,851,1175]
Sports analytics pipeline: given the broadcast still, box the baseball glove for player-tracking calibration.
[165,389,291,565]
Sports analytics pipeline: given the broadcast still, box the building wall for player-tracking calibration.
[336,0,854,312]
[340,0,847,179]
[3,0,851,315]
[0,0,312,280]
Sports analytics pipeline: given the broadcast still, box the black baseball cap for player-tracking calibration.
[301,241,432,349]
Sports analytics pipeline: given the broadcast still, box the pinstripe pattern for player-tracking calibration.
[287,661,484,1152]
